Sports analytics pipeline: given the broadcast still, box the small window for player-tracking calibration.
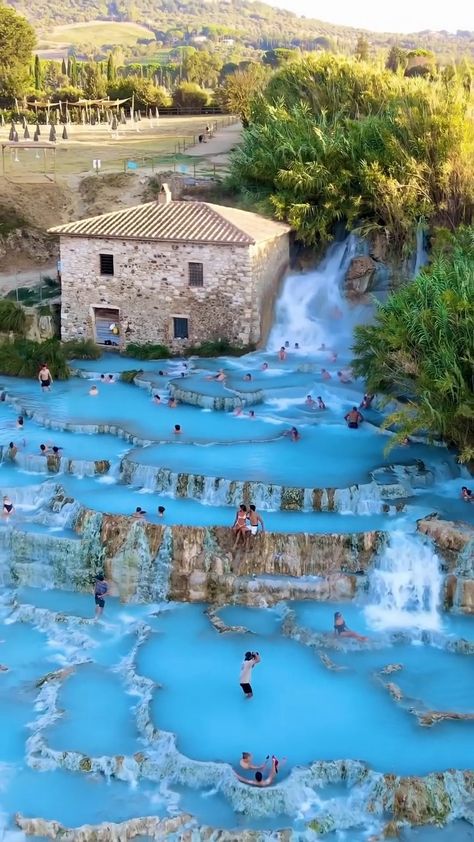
[173,317,189,340]
[100,254,114,276]
[188,262,203,287]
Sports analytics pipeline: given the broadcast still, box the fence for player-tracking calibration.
[5,276,60,307]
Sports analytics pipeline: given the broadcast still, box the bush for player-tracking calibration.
[124,342,170,360]
[62,339,102,360]
[0,338,69,379]
[0,300,26,335]
[185,339,256,357]
[119,368,143,383]
[172,82,208,110]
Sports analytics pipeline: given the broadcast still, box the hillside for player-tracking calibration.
[5,0,474,59]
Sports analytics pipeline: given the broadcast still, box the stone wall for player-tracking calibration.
[59,231,289,350]
[249,235,290,345]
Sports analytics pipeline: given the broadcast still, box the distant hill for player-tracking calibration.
[5,0,474,60]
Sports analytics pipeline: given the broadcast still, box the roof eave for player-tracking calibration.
[49,231,255,246]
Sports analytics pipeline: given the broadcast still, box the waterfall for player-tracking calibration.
[364,532,443,631]
[267,234,372,353]
[413,223,428,277]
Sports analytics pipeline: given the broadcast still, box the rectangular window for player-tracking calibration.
[99,254,114,276]
[173,317,189,340]
[188,262,203,287]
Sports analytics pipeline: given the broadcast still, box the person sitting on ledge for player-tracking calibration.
[232,504,248,549]
[2,495,14,517]
[461,486,474,503]
[133,506,146,519]
[344,407,363,429]
[240,752,266,771]
[234,756,279,787]
[334,611,367,642]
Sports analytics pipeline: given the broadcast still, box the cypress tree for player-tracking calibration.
[107,53,115,83]
[34,55,42,91]
[61,57,67,76]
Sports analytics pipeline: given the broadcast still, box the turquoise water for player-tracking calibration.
[0,239,472,836]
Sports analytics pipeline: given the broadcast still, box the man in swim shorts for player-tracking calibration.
[344,407,364,429]
[248,504,264,537]
[94,573,108,619]
[239,650,261,698]
[38,364,53,392]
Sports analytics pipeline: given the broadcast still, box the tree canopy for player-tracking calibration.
[230,54,474,248]
[351,227,474,461]
[0,7,36,96]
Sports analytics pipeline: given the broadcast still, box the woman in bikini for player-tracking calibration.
[2,495,14,517]
[334,611,367,642]
[232,504,249,548]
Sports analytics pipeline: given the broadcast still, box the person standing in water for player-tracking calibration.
[38,364,53,392]
[344,407,363,429]
[239,651,261,698]
[94,573,108,619]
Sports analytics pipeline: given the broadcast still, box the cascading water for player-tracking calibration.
[364,532,443,631]
[267,235,373,353]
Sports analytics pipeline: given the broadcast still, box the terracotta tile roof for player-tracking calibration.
[49,201,290,246]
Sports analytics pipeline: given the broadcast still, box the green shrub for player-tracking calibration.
[185,339,256,357]
[62,339,102,360]
[0,338,69,379]
[119,368,143,383]
[0,300,27,335]
[124,342,170,360]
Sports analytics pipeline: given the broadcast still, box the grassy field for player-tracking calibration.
[38,20,156,49]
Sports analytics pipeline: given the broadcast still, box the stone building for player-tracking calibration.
[50,186,290,350]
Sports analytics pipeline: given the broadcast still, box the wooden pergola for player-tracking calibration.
[1,140,56,182]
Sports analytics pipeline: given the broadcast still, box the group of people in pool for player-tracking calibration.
[235,613,367,786]
[132,504,166,520]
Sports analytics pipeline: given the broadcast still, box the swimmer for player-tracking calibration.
[173,424,182,434]
[284,426,300,441]
[6,442,18,460]
[158,370,169,376]
[305,395,316,408]
[294,342,300,349]
[284,341,290,348]
[153,394,161,405]
[344,407,363,429]
[239,650,261,698]
[2,495,14,517]
[261,362,269,371]
[38,363,53,392]
[233,406,243,416]
[318,343,326,351]
[401,436,411,447]
[16,415,24,429]
[133,506,146,519]
[321,368,332,380]
[107,374,114,383]
[248,410,256,418]
[360,393,375,410]
[157,505,166,517]
[240,752,266,771]
[330,352,338,362]
[235,755,278,787]
[334,611,367,642]
[278,347,286,361]
[317,396,326,410]
[52,446,63,454]
[89,385,99,396]
[168,398,177,408]
[337,370,352,384]
[100,374,105,382]
[461,486,474,503]
[243,373,252,382]
[39,444,49,455]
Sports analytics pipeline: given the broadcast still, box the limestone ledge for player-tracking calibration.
[418,515,474,575]
[169,380,265,411]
